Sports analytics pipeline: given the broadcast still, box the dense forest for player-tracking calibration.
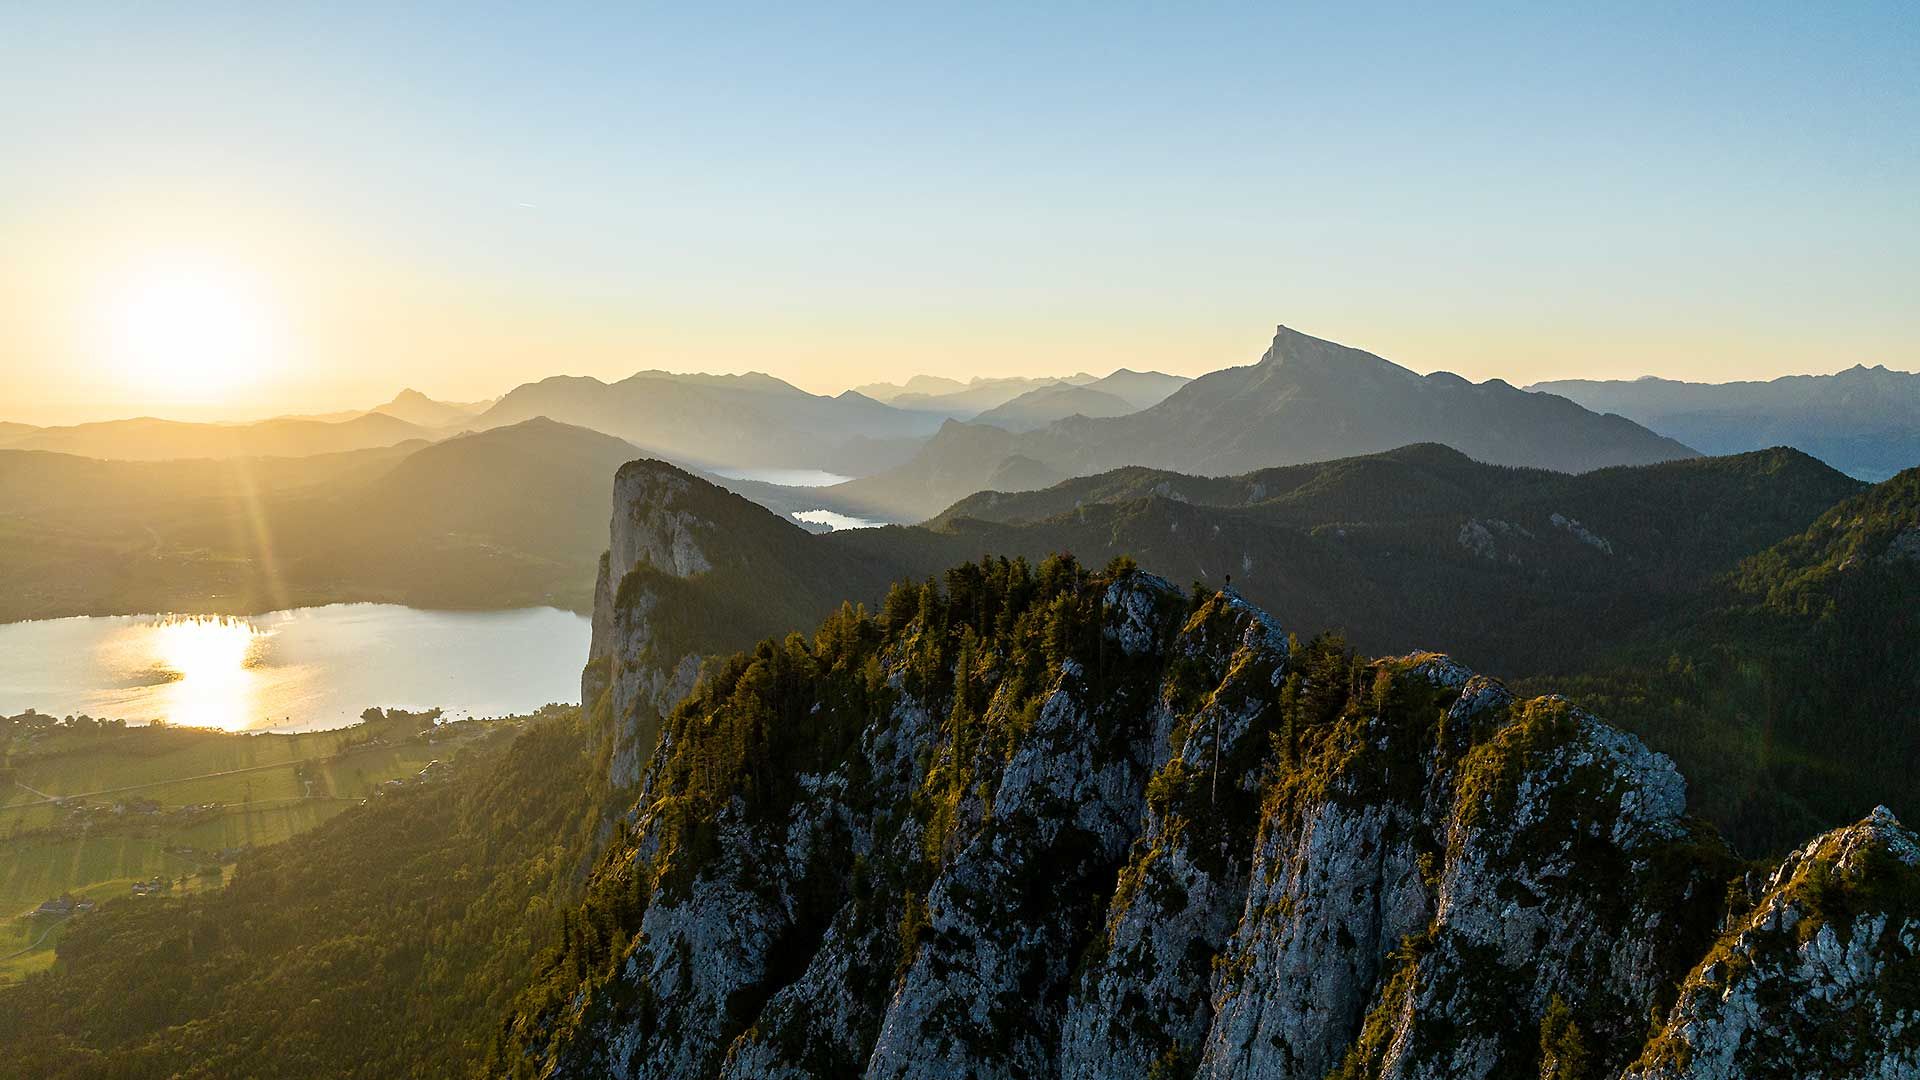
[0,709,602,1079]
[1533,467,1920,854]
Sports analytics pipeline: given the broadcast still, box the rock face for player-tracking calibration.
[1626,805,1920,1079]
[524,560,1920,1078]
[579,459,906,791]
[582,463,720,789]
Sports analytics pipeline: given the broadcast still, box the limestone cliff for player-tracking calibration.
[516,559,1920,1077]
[581,463,720,789]
[580,459,905,790]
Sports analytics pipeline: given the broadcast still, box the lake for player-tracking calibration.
[712,467,854,487]
[791,509,887,531]
[0,604,591,733]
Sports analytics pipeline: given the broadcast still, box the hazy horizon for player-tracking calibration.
[6,341,1920,430]
[5,4,1917,426]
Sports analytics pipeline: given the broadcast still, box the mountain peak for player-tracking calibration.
[1256,324,1411,380]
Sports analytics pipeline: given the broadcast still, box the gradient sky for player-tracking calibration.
[3,2,1916,423]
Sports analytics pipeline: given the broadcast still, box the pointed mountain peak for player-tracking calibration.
[1257,324,1410,379]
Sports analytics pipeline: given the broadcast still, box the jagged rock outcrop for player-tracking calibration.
[579,459,905,790]
[1626,806,1920,1079]
[519,559,1920,1078]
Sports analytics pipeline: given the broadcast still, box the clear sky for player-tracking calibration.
[3,2,1916,423]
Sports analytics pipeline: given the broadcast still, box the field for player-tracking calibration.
[0,708,523,982]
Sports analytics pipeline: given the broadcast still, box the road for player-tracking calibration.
[9,780,58,802]
[0,914,70,963]
[8,759,309,804]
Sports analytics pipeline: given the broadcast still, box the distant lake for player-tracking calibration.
[791,509,886,531]
[0,605,590,733]
[713,467,854,487]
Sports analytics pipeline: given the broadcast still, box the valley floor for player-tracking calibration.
[0,708,518,983]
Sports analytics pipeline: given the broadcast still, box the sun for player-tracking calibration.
[100,258,282,402]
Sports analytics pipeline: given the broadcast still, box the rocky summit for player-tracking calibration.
[510,558,1920,1079]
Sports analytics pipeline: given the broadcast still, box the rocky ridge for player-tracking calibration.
[516,557,1920,1078]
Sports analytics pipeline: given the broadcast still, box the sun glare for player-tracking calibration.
[148,614,270,730]
[100,259,281,401]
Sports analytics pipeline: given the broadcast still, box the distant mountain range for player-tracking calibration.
[7,332,1912,496]
[829,326,1700,520]
[0,389,490,462]
[855,373,1098,413]
[971,383,1137,430]
[970,369,1194,431]
[468,370,942,475]
[368,388,491,428]
[856,368,1190,417]
[1531,364,1920,480]
[0,411,435,462]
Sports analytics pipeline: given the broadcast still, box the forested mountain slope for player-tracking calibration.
[0,708,599,1080]
[1543,465,1920,852]
[0,418,635,619]
[878,444,1858,674]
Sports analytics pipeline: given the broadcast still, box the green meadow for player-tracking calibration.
[0,708,514,983]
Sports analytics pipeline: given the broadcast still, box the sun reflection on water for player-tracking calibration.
[145,615,270,730]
